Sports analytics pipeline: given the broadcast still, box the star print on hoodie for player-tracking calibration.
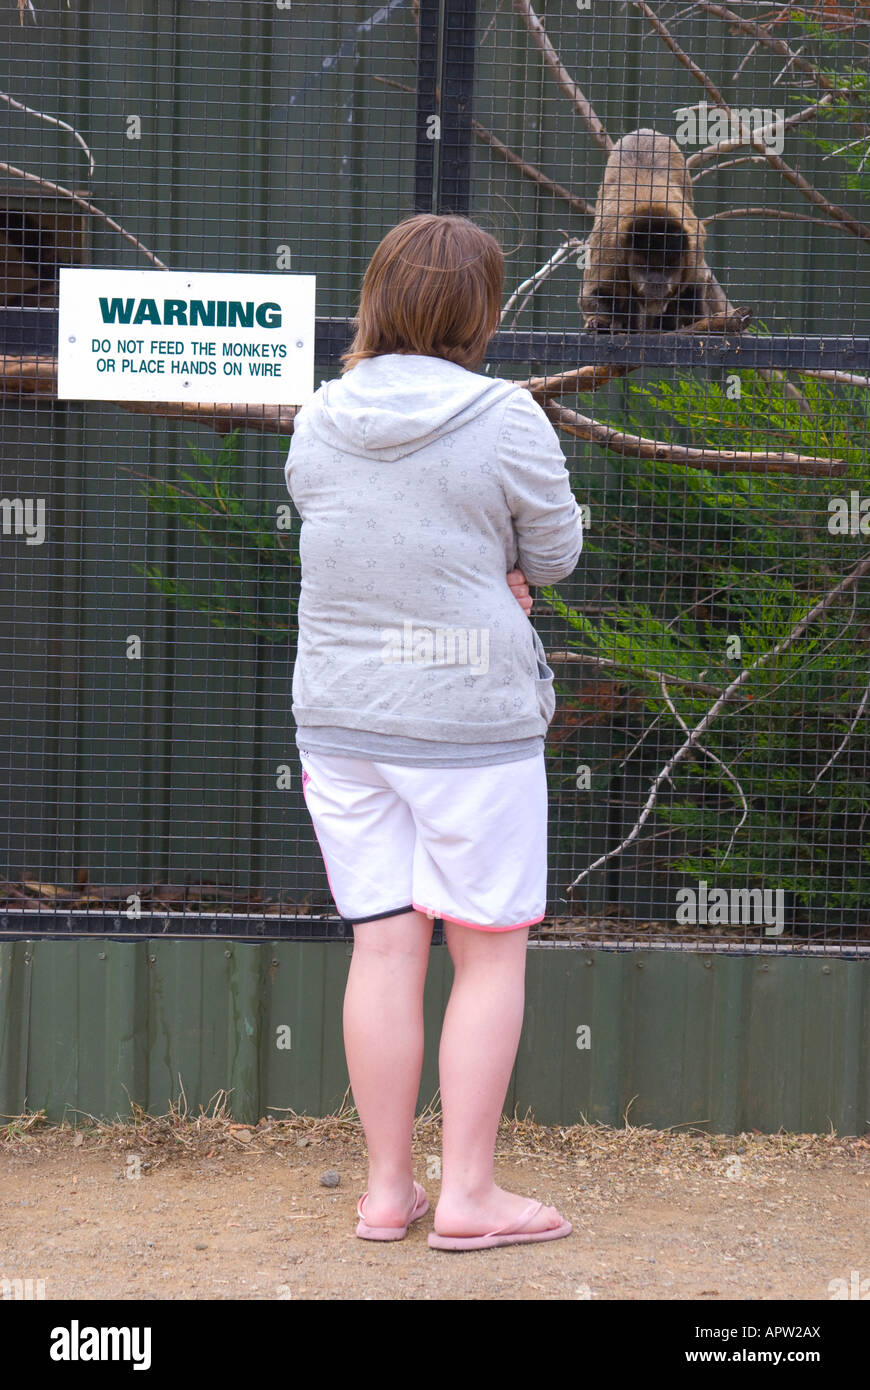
[284,352,584,744]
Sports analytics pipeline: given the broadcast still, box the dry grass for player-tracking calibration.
[1,1091,868,1179]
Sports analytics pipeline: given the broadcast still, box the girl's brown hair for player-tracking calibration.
[340,214,504,373]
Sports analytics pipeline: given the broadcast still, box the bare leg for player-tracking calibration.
[342,909,433,1227]
[434,920,564,1237]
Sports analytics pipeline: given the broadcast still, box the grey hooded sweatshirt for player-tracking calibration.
[284,352,584,767]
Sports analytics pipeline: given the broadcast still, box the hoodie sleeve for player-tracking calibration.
[283,435,298,503]
[283,408,310,506]
[496,389,584,585]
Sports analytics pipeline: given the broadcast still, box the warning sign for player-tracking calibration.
[57,268,316,405]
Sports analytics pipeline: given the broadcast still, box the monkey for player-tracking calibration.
[580,128,748,333]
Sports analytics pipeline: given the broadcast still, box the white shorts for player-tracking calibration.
[298,748,548,931]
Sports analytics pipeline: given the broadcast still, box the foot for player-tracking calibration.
[433,1184,565,1238]
[359,1178,422,1229]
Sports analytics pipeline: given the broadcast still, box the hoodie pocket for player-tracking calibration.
[530,624,556,726]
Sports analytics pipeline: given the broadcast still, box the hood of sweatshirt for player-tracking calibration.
[296,352,518,462]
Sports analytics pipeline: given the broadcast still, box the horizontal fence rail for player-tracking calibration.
[4,309,870,370]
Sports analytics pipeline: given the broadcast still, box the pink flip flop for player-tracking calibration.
[427,1201,572,1251]
[356,1180,430,1241]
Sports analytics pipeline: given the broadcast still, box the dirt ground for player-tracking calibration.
[1,1108,868,1301]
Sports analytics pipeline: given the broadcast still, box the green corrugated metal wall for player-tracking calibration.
[1,939,867,1133]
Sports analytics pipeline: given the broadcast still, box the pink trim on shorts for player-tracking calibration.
[412,901,544,932]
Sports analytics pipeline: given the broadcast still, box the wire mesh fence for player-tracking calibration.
[1,1,868,952]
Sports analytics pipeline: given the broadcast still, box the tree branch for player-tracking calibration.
[523,363,630,398]
[500,236,587,325]
[547,649,732,698]
[806,674,870,791]
[0,358,296,433]
[657,670,749,863]
[542,399,844,475]
[5,344,855,447]
[633,1,727,107]
[101,399,298,435]
[703,205,846,232]
[795,369,870,390]
[693,2,863,102]
[512,0,614,153]
[692,154,771,179]
[568,548,870,891]
[0,91,95,176]
[471,119,596,216]
[372,74,596,216]
[637,3,870,245]
[518,310,751,402]
[0,160,169,269]
[735,144,870,244]
[685,93,835,169]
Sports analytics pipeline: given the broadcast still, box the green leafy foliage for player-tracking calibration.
[543,368,870,928]
[786,14,870,191]
[129,431,298,644]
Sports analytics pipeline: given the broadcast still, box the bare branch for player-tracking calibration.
[772,40,807,87]
[807,675,870,790]
[547,649,730,697]
[0,160,169,269]
[542,399,845,476]
[519,310,752,401]
[827,135,869,160]
[703,205,844,232]
[748,148,870,245]
[372,75,596,216]
[0,357,297,434]
[500,237,586,325]
[618,711,668,769]
[104,399,298,435]
[757,367,815,417]
[693,154,771,179]
[657,676,748,863]
[692,2,854,98]
[0,355,59,388]
[639,6,870,244]
[685,93,835,168]
[695,2,870,141]
[833,129,870,175]
[0,91,95,176]
[471,120,595,216]
[523,363,629,398]
[795,369,870,390]
[732,35,760,80]
[512,0,613,153]
[633,1,728,107]
[568,548,870,891]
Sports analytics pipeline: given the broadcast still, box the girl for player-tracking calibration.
[284,213,583,1251]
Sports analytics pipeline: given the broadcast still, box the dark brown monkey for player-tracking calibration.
[580,128,745,332]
